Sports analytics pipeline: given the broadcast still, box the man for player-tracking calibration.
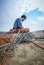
[10,15,29,33]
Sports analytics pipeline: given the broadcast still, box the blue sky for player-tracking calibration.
[0,0,44,32]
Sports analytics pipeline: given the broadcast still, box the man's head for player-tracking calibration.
[21,15,26,21]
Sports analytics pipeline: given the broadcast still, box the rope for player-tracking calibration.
[31,40,44,49]
[0,46,13,65]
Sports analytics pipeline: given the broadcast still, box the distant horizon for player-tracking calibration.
[0,29,44,32]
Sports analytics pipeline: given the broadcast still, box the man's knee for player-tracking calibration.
[25,28,30,32]
[20,28,29,33]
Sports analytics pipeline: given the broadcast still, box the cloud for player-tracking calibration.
[0,0,44,31]
[38,16,44,21]
[29,21,37,24]
[16,0,44,13]
[0,0,44,21]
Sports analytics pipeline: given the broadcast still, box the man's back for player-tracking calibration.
[13,18,22,29]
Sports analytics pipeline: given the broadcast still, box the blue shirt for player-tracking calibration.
[13,18,22,29]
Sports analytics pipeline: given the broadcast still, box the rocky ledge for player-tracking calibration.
[0,30,44,65]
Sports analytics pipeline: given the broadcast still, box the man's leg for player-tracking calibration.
[9,28,29,33]
[20,28,29,33]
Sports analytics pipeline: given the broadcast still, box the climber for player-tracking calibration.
[10,15,29,33]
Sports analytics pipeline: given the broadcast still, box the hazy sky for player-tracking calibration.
[0,0,44,32]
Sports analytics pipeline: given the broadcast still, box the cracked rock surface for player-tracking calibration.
[0,30,44,65]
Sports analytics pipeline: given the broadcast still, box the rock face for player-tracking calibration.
[5,42,44,65]
[0,30,44,65]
